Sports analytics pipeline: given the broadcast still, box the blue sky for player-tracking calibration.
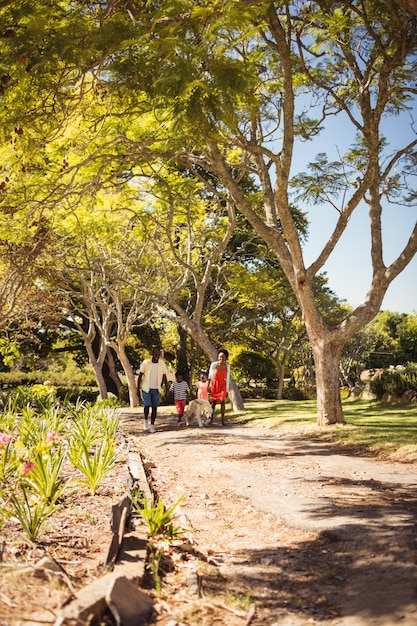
[294,107,417,316]
[303,202,417,314]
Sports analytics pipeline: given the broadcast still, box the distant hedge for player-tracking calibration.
[0,371,99,405]
[0,370,97,388]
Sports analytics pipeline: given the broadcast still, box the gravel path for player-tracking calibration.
[120,408,417,626]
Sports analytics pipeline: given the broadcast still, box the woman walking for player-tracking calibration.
[208,349,230,426]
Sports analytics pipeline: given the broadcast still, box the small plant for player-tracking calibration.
[24,446,67,503]
[130,492,185,594]
[227,591,254,610]
[0,433,18,483]
[68,436,120,495]
[131,493,184,539]
[129,486,145,511]
[100,408,119,439]
[67,405,122,494]
[69,407,99,450]
[2,386,34,412]
[9,484,56,542]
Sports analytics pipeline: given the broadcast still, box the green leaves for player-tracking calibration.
[10,484,56,542]
[131,492,184,539]
[68,437,120,495]
[23,447,66,504]
[67,405,121,495]
[290,153,347,205]
[0,394,122,541]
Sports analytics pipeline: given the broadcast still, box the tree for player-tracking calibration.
[396,314,417,363]
[1,1,416,424]
[48,190,159,407]
[123,0,416,424]
[340,325,381,389]
[369,310,417,365]
[368,310,406,367]
[127,170,246,410]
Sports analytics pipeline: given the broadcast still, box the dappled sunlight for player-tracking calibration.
[137,411,417,625]
[120,398,417,460]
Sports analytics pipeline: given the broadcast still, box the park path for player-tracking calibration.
[120,408,417,626]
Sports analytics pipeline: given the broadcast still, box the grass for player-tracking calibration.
[234,398,417,460]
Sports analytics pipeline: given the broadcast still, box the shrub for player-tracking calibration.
[231,351,276,386]
[118,384,130,404]
[282,385,310,400]
[0,369,97,388]
[369,363,417,400]
[55,385,98,404]
[95,395,125,409]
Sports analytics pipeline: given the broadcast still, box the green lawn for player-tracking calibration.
[234,398,417,460]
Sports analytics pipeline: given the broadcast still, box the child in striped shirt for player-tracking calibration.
[170,372,190,426]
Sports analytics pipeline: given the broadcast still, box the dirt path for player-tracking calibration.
[120,408,417,626]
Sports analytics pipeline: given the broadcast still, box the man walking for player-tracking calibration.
[137,347,169,433]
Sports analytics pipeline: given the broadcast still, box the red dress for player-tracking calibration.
[210,366,227,401]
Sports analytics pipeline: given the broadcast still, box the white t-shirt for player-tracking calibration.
[149,362,159,389]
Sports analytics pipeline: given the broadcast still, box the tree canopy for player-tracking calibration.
[0,1,416,422]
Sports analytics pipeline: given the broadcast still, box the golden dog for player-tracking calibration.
[185,399,213,427]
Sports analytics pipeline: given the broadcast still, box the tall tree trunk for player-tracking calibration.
[85,340,108,400]
[229,378,244,412]
[105,335,139,408]
[103,347,122,396]
[176,326,189,380]
[92,327,122,396]
[276,360,285,400]
[114,342,139,408]
[312,340,345,425]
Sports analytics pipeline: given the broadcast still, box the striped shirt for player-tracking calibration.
[170,380,189,400]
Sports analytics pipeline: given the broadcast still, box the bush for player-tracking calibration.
[282,385,310,400]
[118,384,130,404]
[55,386,99,404]
[231,352,276,386]
[239,383,312,401]
[0,384,99,410]
[0,369,97,388]
[369,363,417,400]
[95,395,125,409]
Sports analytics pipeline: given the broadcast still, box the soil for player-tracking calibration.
[122,406,417,626]
[2,405,417,626]
[0,463,128,626]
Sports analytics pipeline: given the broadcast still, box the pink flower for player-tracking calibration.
[0,433,13,445]
[47,430,57,441]
[22,461,36,475]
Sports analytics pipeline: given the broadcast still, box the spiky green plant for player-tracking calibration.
[9,484,56,542]
[68,436,120,495]
[132,493,184,539]
[23,446,67,503]
[68,408,98,450]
